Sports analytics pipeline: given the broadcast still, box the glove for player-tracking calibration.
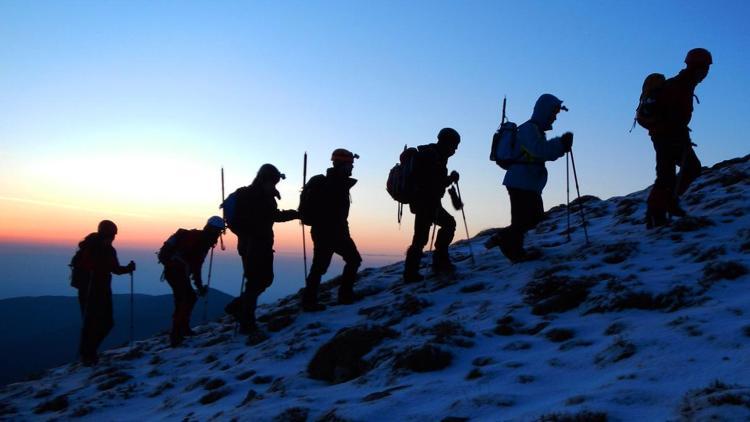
[195,283,207,297]
[449,170,460,184]
[561,132,574,152]
[127,261,136,273]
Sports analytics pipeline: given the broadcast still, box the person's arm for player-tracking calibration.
[518,123,566,162]
[275,209,300,222]
[111,250,135,275]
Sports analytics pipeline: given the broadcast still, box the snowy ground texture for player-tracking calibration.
[2,155,750,422]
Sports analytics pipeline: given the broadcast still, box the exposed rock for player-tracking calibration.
[308,325,398,384]
[393,344,453,373]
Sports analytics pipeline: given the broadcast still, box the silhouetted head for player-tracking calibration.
[253,164,285,186]
[331,148,358,177]
[436,128,460,157]
[531,94,568,131]
[203,215,224,241]
[97,220,118,241]
[685,48,712,83]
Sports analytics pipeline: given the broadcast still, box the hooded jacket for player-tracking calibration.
[410,143,452,210]
[71,233,130,290]
[502,94,566,193]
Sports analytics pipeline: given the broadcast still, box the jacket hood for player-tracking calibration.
[531,93,564,131]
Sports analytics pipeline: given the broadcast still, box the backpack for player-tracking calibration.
[299,175,326,226]
[386,146,418,204]
[633,72,666,131]
[490,121,519,170]
[221,187,247,234]
[157,229,188,264]
[69,247,89,289]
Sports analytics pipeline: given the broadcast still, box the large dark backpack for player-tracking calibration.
[489,121,519,170]
[157,229,189,264]
[633,72,666,131]
[386,146,418,204]
[299,175,326,226]
[69,247,89,289]
[221,187,249,234]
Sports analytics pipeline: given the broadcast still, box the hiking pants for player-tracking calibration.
[305,227,362,302]
[648,135,701,211]
[78,281,114,360]
[504,187,544,253]
[164,264,197,337]
[234,240,275,327]
[405,204,456,273]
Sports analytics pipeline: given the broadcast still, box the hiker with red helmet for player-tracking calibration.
[224,164,300,334]
[299,149,362,311]
[645,48,712,228]
[403,128,461,282]
[157,216,224,347]
[69,220,135,366]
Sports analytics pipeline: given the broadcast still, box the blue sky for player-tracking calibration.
[1,0,748,258]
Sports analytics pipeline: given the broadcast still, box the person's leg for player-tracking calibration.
[646,137,677,227]
[432,205,457,271]
[303,229,334,309]
[335,232,362,304]
[240,246,274,332]
[676,143,701,196]
[404,207,433,281]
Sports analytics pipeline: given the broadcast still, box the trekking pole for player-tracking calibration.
[454,181,476,266]
[220,167,226,251]
[235,273,246,336]
[301,152,309,279]
[566,152,571,242]
[569,149,590,245]
[129,272,134,349]
[202,245,215,324]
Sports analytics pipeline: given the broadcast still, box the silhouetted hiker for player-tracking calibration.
[69,220,135,366]
[485,94,573,263]
[644,48,712,228]
[403,128,461,283]
[224,164,299,334]
[157,216,224,347]
[299,149,362,311]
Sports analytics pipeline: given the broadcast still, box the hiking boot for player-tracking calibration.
[432,250,456,274]
[515,247,543,263]
[239,321,257,335]
[403,271,424,283]
[668,200,687,218]
[183,328,197,337]
[645,209,669,229]
[169,333,184,348]
[338,286,356,305]
[80,353,98,367]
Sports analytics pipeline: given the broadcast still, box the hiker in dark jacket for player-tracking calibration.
[160,216,224,347]
[302,149,362,311]
[403,128,460,283]
[72,220,135,366]
[645,48,711,228]
[485,94,573,263]
[225,164,299,334]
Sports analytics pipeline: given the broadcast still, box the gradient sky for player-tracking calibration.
[1,0,749,256]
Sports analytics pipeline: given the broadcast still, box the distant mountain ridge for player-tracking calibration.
[1,155,749,420]
[0,289,232,386]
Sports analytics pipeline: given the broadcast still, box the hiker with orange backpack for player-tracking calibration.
[157,216,224,347]
[640,48,712,228]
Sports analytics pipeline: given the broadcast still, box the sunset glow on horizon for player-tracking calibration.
[2,1,749,259]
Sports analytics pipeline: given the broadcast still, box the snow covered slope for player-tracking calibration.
[2,156,749,421]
